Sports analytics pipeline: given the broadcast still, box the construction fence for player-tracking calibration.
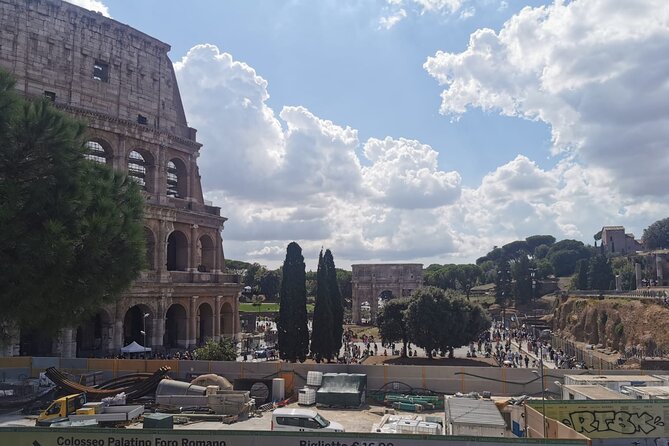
[1,357,666,398]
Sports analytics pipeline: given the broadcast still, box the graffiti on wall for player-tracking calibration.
[539,401,669,439]
[562,410,664,435]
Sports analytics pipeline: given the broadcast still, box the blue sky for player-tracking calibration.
[72,0,669,269]
[101,0,552,186]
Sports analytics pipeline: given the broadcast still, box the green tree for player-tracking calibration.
[642,217,669,249]
[549,239,594,275]
[447,297,491,352]
[310,250,334,362]
[305,270,317,297]
[572,259,589,290]
[588,255,614,290]
[478,260,497,283]
[225,259,252,273]
[405,287,490,359]
[611,257,636,291]
[453,264,482,299]
[549,239,589,253]
[277,242,309,362]
[325,250,344,358]
[533,244,550,259]
[536,258,553,278]
[259,270,281,301]
[335,268,352,310]
[194,338,237,361]
[502,240,530,259]
[243,262,266,288]
[476,246,503,265]
[525,235,556,251]
[405,287,445,358]
[377,298,410,357]
[0,71,145,340]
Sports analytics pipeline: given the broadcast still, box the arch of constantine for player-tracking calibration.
[351,264,423,324]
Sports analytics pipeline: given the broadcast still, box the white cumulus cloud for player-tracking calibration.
[424,0,669,197]
[379,8,407,29]
[176,44,462,266]
[362,137,461,209]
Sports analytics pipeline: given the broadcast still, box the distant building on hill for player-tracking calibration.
[600,226,643,256]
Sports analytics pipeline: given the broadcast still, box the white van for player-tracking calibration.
[271,408,345,432]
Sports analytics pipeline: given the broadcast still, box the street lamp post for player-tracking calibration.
[532,347,547,438]
[530,268,537,301]
[501,292,506,329]
[498,269,511,329]
[142,312,150,372]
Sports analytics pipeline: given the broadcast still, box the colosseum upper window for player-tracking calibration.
[84,141,108,164]
[93,61,109,82]
[166,158,187,198]
[167,161,178,197]
[128,150,147,189]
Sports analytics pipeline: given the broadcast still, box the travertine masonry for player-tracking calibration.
[0,0,241,358]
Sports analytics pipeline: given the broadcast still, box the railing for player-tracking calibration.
[137,271,160,282]
[170,271,240,284]
[136,270,240,284]
[169,271,192,283]
[203,204,220,215]
[568,289,669,299]
[218,273,240,284]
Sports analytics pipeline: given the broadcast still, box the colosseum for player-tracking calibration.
[0,0,242,357]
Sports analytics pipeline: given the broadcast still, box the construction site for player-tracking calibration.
[1,356,669,446]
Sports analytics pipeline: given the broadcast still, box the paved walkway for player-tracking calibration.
[510,339,556,369]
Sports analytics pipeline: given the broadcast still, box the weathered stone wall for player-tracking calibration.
[0,0,242,357]
[0,0,191,139]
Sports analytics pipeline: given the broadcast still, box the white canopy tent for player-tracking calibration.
[120,341,151,354]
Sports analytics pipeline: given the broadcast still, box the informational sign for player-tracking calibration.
[534,400,669,439]
[0,427,590,446]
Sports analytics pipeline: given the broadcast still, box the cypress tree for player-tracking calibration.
[574,259,589,290]
[278,242,309,362]
[310,250,333,362]
[588,255,615,290]
[324,249,344,359]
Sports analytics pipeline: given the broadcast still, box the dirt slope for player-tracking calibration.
[552,297,669,355]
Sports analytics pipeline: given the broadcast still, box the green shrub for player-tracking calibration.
[194,338,237,361]
[614,322,624,337]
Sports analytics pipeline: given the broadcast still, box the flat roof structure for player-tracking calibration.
[564,375,663,385]
[561,384,631,400]
[446,397,506,427]
[622,386,669,399]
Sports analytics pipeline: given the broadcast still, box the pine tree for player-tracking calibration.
[310,250,333,362]
[325,249,344,359]
[0,70,145,340]
[277,242,309,362]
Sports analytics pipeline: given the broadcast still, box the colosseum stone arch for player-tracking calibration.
[351,264,423,324]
